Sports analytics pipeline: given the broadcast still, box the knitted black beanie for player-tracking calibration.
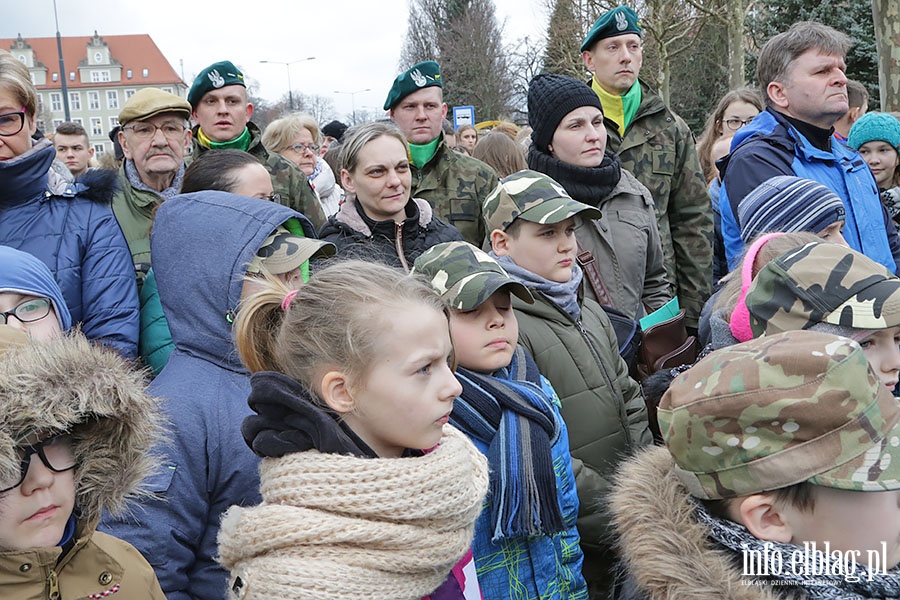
[528,73,603,153]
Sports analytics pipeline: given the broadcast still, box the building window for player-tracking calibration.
[52,118,63,130]
[68,92,81,111]
[36,94,43,112]
[109,116,118,131]
[125,89,136,99]
[90,117,103,136]
[90,71,100,83]
[52,72,58,82]
[126,69,133,79]
[36,119,44,131]
[88,91,100,110]
[50,93,62,112]
[69,72,75,81]
[162,87,173,94]
[73,117,83,126]
[142,68,149,78]
[93,143,106,155]
[106,90,119,110]
[101,71,110,82]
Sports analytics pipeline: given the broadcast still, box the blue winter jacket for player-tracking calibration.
[98,191,314,600]
[0,139,138,356]
[718,108,900,273]
[456,365,587,600]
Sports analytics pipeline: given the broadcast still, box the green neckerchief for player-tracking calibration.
[197,126,252,151]
[283,217,310,282]
[408,136,441,168]
[592,78,642,135]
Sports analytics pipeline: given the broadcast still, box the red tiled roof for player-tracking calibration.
[1,33,184,89]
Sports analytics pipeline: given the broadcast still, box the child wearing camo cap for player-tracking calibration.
[611,331,900,599]
[413,241,588,599]
[483,169,651,595]
[745,241,900,393]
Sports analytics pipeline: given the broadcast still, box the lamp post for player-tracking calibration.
[259,57,316,111]
[52,0,71,121]
[334,88,371,125]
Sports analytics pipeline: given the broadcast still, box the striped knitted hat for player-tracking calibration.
[738,176,845,243]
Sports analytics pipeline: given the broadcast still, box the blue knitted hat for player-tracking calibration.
[738,176,845,243]
[847,112,900,151]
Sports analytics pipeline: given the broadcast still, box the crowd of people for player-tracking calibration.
[1,6,900,600]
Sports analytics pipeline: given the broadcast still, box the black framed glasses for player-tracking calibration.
[0,110,26,137]
[122,122,187,140]
[288,143,320,154]
[0,297,51,326]
[0,432,77,493]
[723,117,755,131]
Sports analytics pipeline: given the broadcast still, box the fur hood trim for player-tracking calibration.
[335,195,433,236]
[0,333,163,528]
[610,446,782,600]
[62,167,118,204]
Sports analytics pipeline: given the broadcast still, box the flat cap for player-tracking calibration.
[118,88,191,126]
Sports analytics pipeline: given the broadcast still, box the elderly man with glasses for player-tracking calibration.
[113,88,193,287]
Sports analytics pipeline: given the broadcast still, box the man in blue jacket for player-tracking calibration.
[718,21,900,274]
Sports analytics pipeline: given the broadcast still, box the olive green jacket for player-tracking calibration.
[600,81,712,328]
[111,164,161,284]
[410,137,498,247]
[190,122,326,229]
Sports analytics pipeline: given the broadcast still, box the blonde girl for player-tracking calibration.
[219,260,488,600]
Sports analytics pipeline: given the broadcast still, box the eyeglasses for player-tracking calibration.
[0,297,51,326]
[0,109,26,137]
[122,122,187,140]
[0,432,77,493]
[288,143,320,154]
[723,118,755,131]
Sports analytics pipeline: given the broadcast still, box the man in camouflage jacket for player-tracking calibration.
[581,6,712,329]
[385,60,498,247]
[187,61,325,229]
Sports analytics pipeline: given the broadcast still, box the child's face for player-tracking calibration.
[493,217,578,283]
[857,325,900,391]
[0,433,76,551]
[858,141,899,189]
[449,290,518,374]
[817,221,847,246]
[342,304,461,458]
[0,293,61,341]
[782,487,900,569]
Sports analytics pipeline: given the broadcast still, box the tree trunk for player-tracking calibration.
[656,41,670,106]
[872,0,900,111]
[725,0,745,89]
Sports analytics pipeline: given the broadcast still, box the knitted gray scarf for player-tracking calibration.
[493,253,583,321]
[125,159,184,200]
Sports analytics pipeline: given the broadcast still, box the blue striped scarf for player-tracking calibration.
[452,346,565,541]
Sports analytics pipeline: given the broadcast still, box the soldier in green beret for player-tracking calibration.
[385,60,499,246]
[187,60,326,228]
[580,5,712,332]
[611,331,900,598]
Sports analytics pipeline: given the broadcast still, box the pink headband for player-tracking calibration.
[730,233,785,342]
[281,289,298,312]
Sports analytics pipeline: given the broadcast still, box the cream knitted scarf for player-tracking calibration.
[217,425,488,600]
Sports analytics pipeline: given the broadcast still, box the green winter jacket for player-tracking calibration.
[600,81,712,329]
[111,164,161,284]
[513,290,651,597]
[138,268,172,376]
[190,122,327,229]
[410,137,498,247]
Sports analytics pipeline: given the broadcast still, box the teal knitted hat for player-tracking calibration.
[847,112,900,151]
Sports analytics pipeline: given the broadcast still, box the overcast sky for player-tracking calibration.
[6,0,550,120]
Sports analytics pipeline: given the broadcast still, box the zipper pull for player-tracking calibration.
[48,569,60,600]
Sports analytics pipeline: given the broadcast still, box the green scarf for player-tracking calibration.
[408,136,441,168]
[592,79,642,135]
[197,126,252,151]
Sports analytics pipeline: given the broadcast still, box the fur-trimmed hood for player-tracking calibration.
[0,334,163,531]
[610,446,783,600]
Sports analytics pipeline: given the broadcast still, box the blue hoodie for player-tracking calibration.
[0,245,72,331]
[98,191,314,600]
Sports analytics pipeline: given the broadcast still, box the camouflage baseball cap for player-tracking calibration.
[660,331,900,500]
[482,170,602,233]
[413,241,533,310]
[246,225,335,276]
[746,241,900,337]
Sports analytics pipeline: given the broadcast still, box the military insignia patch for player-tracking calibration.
[615,12,628,31]
[208,69,225,89]
[411,69,427,87]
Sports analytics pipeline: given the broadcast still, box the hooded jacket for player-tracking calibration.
[0,334,165,599]
[0,139,139,357]
[318,195,463,271]
[98,191,313,600]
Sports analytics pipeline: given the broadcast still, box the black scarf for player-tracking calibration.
[527,144,622,207]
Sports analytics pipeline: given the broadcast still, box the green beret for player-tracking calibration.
[383,61,442,111]
[580,6,642,53]
[118,88,191,126]
[188,60,245,107]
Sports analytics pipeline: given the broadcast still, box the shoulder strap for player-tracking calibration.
[576,240,616,308]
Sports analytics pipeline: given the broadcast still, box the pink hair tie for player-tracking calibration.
[281,289,299,312]
[730,233,784,342]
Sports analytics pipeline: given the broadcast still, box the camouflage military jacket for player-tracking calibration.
[410,138,498,247]
[190,122,326,229]
[601,81,712,328]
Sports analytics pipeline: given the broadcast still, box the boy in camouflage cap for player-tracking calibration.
[485,170,650,596]
[746,241,900,392]
[611,331,900,599]
[413,241,588,597]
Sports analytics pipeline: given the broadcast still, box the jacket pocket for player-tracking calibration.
[651,150,675,176]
